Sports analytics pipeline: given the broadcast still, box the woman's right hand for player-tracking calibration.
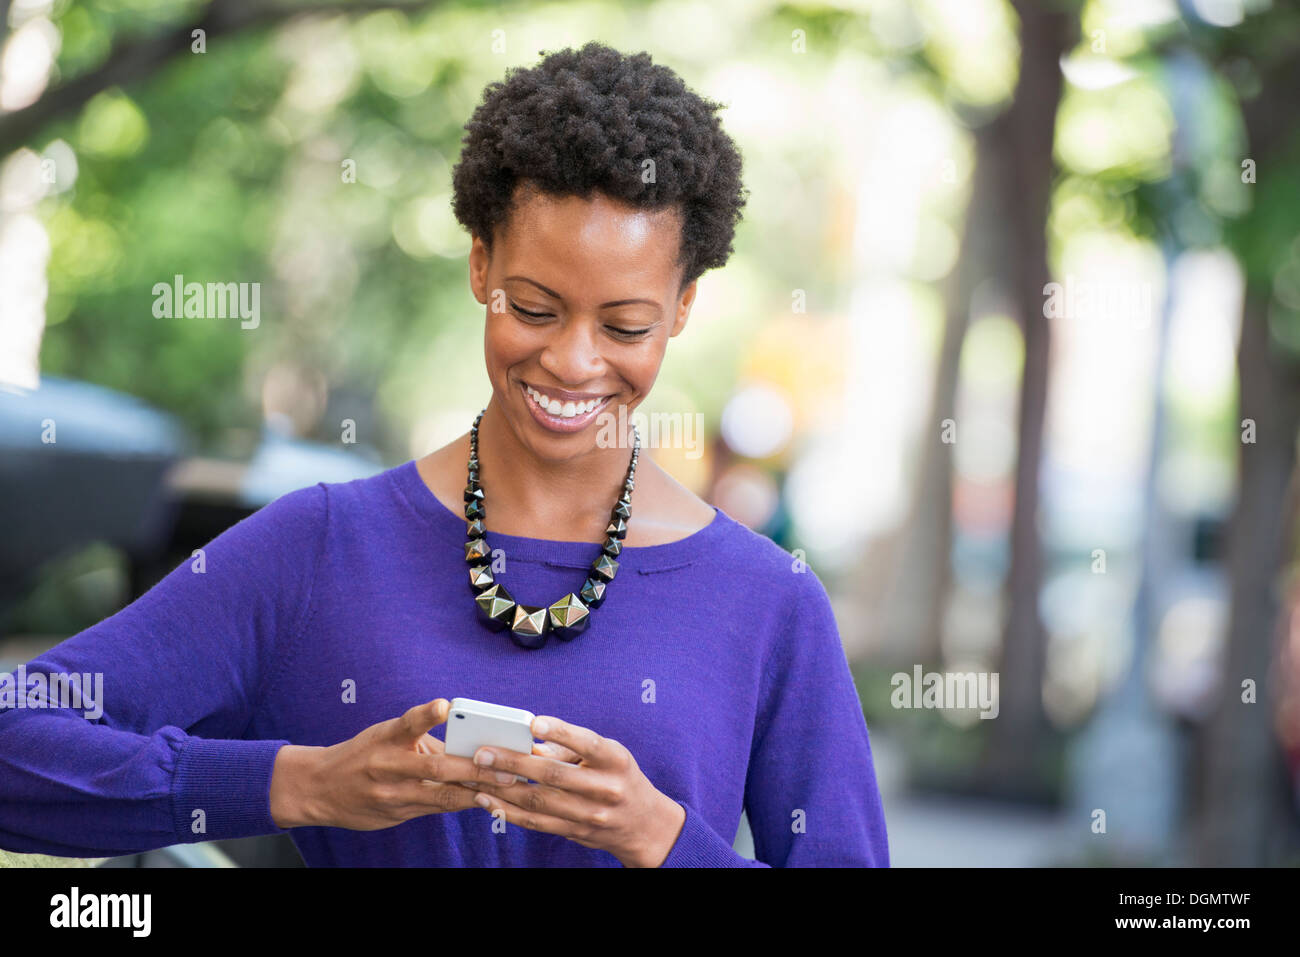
[269,698,581,831]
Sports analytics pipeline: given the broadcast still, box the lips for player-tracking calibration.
[519,381,613,433]
[523,381,612,409]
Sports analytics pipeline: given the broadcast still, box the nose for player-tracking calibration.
[537,315,605,385]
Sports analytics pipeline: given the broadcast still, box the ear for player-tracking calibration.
[469,234,490,306]
[669,278,698,338]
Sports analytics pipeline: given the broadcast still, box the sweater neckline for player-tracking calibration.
[391,458,728,570]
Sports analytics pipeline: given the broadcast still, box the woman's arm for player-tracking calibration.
[658,568,890,867]
[0,483,327,858]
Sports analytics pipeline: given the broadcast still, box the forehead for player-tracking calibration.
[496,188,682,294]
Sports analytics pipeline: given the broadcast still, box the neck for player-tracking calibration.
[472,393,637,529]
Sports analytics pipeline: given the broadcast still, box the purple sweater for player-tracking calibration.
[0,461,889,866]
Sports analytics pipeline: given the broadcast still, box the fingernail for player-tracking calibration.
[463,781,479,789]
[533,718,550,735]
[475,794,490,808]
[475,749,494,766]
[494,771,514,784]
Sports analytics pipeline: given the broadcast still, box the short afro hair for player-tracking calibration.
[450,41,748,293]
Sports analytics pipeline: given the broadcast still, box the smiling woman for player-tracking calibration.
[432,39,751,547]
[0,41,889,869]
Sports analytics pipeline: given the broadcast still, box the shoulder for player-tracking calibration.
[708,518,841,660]
[223,481,326,542]
[710,509,820,593]
[244,460,402,537]
[202,482,332,577]
[632,461,820,600]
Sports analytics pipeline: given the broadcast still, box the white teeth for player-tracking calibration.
[525,384,604,418]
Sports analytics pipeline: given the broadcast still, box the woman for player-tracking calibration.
[0,42,889,867]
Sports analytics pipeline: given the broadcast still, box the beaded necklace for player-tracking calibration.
[464,408,640,649]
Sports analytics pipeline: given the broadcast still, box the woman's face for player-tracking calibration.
[469,185,697,459]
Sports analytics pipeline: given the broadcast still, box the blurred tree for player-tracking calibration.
[1183,1,1300,865]
[965,0,1074,797]
[0,0,475,456]
[871,0,1074,801]
[883,29,1033,672]
[0,1,435,156]
[0,0,441,155]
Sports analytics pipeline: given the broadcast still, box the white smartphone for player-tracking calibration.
[444,697,535,783]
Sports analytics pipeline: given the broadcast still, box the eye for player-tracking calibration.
[607,325,651,340]
[509,302,551,320]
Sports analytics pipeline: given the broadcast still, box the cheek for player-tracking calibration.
[624,343,669,390]
[483,314,525,368]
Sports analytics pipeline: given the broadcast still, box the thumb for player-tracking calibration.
[397,698,449,743]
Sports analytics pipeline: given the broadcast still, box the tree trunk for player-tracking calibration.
[873,116,1012,665]
[1194,297,1300,864]
[1191,6,1300,866]
[976,0,1073,796]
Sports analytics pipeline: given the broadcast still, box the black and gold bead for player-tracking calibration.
[591,553,619,582]
[469,564,494,591]
[548,593,591,641]
[474,584,516,631]
[579,577,607,608]
[510,605,549,648]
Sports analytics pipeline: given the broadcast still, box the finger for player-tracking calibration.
[464,774,603,830]
[533,741,582,764]
[383,748,484,787]
[529,715,616,768]
[469,789,588,842]
[387,744,515,787]
[407,742,529,787]
[471,744,609,798]
[400,703,509,785]
[392,778,482,815]
[395,698,451,744]
[450,753,525,787]
[414,733,444,757]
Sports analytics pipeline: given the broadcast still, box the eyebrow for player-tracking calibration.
[504,276,661,310]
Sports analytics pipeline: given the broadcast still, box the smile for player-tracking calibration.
[520,382,613,433]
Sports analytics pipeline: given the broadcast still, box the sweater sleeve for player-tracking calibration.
[659,568,890,867]
[0,482,327,858]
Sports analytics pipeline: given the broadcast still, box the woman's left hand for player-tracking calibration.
[464,714,686,867]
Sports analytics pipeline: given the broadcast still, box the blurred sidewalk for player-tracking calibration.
[872,730,1074,867]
